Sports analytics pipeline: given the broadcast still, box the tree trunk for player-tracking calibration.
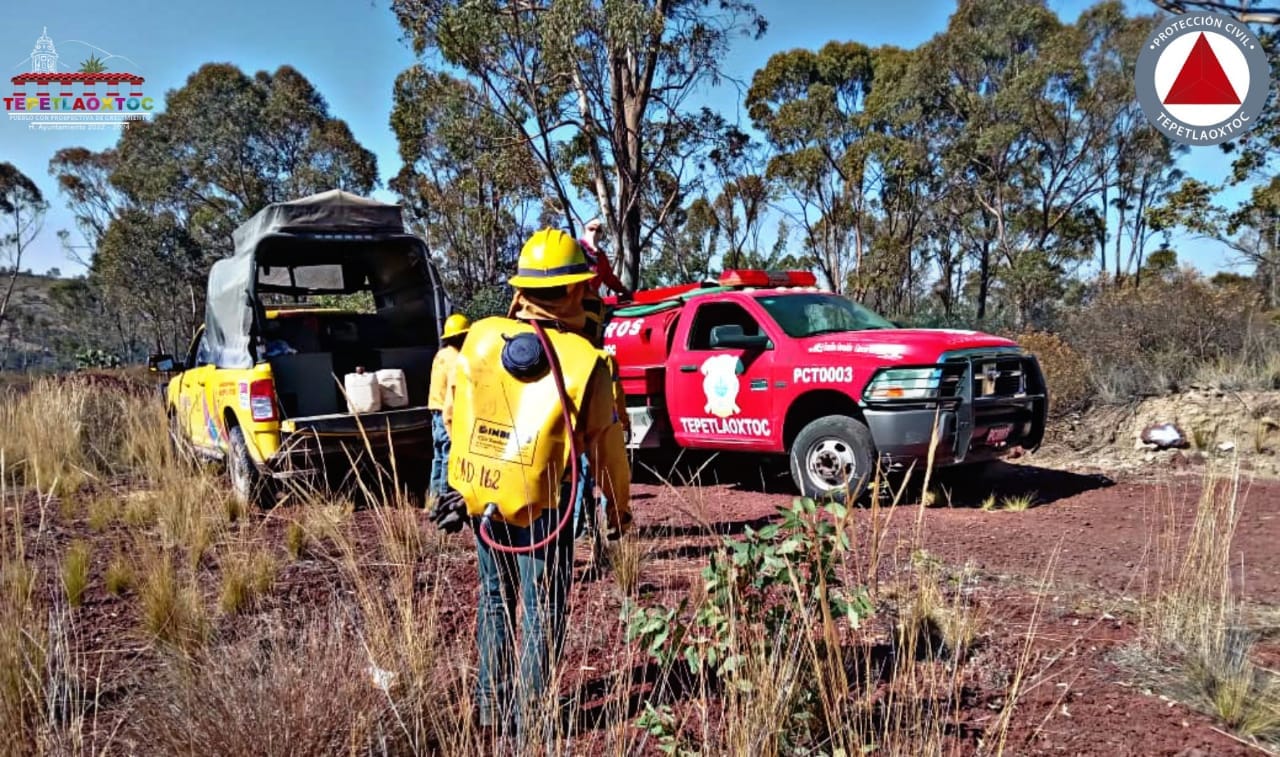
[976,237,991,321]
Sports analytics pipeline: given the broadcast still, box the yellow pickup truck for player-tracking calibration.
[152,190,451,507]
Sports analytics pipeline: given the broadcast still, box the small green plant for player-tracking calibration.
[626,496,874,680]
[999,492,1037,512]
[61,541,91,607]
[285,521,308,560]
[979,494,998,512]
[635,703,695,756]
[105,555,133,596]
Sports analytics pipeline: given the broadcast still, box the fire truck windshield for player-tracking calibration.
[756,293,895,337]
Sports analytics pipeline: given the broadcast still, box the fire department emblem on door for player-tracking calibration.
[700,354,743,418]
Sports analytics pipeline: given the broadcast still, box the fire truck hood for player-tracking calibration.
[800,328,1020,363]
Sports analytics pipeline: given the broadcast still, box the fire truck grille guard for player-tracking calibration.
[860,350,1048,466]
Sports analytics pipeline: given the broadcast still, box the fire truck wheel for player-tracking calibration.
[228,426,274,509]
[790,415,876,502]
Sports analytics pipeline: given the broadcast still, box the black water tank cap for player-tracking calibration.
[501,332,548,380]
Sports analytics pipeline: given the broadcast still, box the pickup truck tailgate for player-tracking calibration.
[279,407,433,437]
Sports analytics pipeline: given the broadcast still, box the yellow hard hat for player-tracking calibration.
[442,313,471,340]
[508,228,594,289]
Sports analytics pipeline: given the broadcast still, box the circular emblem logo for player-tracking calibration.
[1135,12,1270,146]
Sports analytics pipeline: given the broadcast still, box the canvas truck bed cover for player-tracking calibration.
[205,189,447,369]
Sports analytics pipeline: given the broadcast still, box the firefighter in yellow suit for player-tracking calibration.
[432,228,631,745]
[427,313,469,500]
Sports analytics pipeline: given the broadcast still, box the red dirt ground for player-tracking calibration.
[14,456,1280,755]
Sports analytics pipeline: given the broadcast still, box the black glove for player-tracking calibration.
[605,511,632,541]
[429,489,467,534]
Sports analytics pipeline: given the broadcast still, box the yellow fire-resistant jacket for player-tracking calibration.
[428,344,459,411]
[444,317,631,530]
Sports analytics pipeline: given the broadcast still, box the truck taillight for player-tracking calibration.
[719,269,818,288]
[249,379,277,421]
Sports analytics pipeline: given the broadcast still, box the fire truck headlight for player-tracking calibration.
[864,368,943,401]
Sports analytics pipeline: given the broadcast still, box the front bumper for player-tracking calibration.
[862,354,1047,469]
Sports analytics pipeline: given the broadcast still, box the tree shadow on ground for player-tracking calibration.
[928,461,1115,509]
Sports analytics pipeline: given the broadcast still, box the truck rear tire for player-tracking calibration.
[228,426,274,509]
[789,415,876,502]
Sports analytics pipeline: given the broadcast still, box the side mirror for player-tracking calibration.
[709,324,770,350]
[148,353,179,373]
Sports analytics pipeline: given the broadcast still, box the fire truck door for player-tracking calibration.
[668,300,777,447]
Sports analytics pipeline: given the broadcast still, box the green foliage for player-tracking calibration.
[458,285,512,322]
[307,292,376,314]
[389,67,536,303]
[74,348,121,370]
[390,0,767,290]
[78,55,107,73]
[626,497,873,682]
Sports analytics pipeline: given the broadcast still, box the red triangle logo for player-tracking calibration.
[1162,33,1241,105]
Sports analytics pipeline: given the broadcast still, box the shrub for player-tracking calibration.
[1015,331,1090,416]
[1062,272,1278,401]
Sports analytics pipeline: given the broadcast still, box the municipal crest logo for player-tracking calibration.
[699,354,743,419]
[1135,12,1270,146]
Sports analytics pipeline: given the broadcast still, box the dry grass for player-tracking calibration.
[137,546,208,653]
[1138,465,1280,747]
[61,540,91,608]
[0,377,1083,754]
[609,534,645,597]
[87,494,118,532]
[127,616,398,756]
[375,504,427,565]
[0,469,49,754]
[217,547,276,615]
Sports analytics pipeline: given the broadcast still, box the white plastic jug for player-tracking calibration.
[375,368,409,409]
[344,368,382,414]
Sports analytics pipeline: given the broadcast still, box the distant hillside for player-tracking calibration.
[1,272,76,371]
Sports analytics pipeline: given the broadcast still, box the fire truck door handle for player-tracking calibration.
[679,365,697,373]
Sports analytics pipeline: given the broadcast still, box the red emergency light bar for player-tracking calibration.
[718,269,818,288]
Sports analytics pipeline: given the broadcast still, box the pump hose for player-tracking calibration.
[477,320,583,555]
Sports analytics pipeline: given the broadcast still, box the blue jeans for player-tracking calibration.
[473,483,579,742]
[429,410,449,496]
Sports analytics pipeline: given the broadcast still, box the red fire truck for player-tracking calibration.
[602,270,1048,500]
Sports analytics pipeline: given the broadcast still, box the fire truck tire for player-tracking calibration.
[228,426,274,509]
[789,415,876,502]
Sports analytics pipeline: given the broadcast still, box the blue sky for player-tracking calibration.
[0,0,1255,278]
